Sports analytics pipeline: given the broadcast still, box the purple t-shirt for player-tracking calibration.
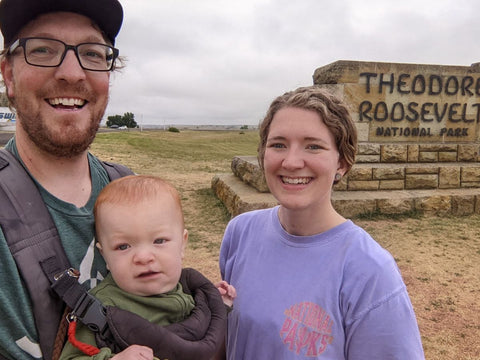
[220,206,424,359]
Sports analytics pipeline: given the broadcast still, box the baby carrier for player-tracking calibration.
[0,148,226,360]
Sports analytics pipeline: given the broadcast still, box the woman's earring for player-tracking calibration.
[334,173,342,182]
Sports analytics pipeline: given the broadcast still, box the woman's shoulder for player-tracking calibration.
[339,221,396,267]
[228,206,277,226]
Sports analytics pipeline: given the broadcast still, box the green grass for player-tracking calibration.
[94,130,259,162]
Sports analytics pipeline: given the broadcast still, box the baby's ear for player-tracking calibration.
[181,229,188,258]
[95,242,109,270]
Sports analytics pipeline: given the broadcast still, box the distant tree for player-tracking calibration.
[240,125,248,130]
[123,112,137,128]
[106,115,122,127]
[168,127,180,133]
[106,112,137,128]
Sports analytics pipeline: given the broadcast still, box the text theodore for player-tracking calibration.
[358,72,480,139]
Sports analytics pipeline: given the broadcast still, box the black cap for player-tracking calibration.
[0,0,123,47]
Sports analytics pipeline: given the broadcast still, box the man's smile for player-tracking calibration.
[47,97,86,109]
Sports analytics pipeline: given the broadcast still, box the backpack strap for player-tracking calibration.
[100,161,135,179]
[0,149,69,360]
[0,149,133,359]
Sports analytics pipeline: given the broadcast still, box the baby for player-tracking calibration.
[60,175,235,360]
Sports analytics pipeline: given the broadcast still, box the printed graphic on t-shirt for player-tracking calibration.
[79,238,105,289]
[280,301,334,357]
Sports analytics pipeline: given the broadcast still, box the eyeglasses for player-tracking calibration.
[7,37,119,72]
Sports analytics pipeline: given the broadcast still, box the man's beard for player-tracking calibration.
[13,87,105,158]
[18,110,101,158]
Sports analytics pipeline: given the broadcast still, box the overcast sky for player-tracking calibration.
[51,1,480,125]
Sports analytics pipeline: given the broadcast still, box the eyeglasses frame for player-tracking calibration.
[7,37,119,72]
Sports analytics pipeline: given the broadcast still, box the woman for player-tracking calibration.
[219,86,424,359]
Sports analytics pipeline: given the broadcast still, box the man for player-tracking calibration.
[0,1,130,359]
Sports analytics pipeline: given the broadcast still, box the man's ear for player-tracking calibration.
[1,59,15,98]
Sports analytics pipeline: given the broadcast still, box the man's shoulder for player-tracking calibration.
[0,148,35,192]
[88,153,134,180]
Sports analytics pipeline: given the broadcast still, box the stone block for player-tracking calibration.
[419,144,457,152]
[461,167,480,182]
[405,174,438,189]
[461,181,480,188]
[373,167,404,180]
[377,198,414,214]
[407,145,419,162]
[211,174,277,217]
[458,144,478,161]
[439,167,460,189]
[348,167,372,180]
[348,180,379,190]
[418,151,438,162]
[405,166,439,174]
[381,145,408,162]
[475,196,480,214]
[379,180,404,190]
[451,196,475,216]
[358,143,380,155]
[231,156,269,193]
[332,199,376,218]
[414,195,451,214]
[356,155,380,163]
[355,122,370,143]
[313,60,361,84]
[438,151,457,162]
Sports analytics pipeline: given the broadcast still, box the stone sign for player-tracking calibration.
[313,61,480,143]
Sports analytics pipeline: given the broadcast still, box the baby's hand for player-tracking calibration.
[111,344,154,359]
[216,280,237,307]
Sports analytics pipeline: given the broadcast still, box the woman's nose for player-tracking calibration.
[282,148,304,170]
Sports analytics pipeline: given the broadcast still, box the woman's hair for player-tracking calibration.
[94,175,184,227]
[258,85,357,175]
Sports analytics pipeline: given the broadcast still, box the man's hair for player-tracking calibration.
[257,86,358,175]
[94,175,185,228]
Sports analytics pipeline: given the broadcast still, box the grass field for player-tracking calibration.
[91,129,480,360]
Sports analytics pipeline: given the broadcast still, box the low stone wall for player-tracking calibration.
[231,156,480,192]
[357,143,480,163]
[212,171,480,218]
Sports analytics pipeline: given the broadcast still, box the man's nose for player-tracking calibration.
[53,49,86,82]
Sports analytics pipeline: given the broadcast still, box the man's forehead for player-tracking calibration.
[18,11,105,42]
